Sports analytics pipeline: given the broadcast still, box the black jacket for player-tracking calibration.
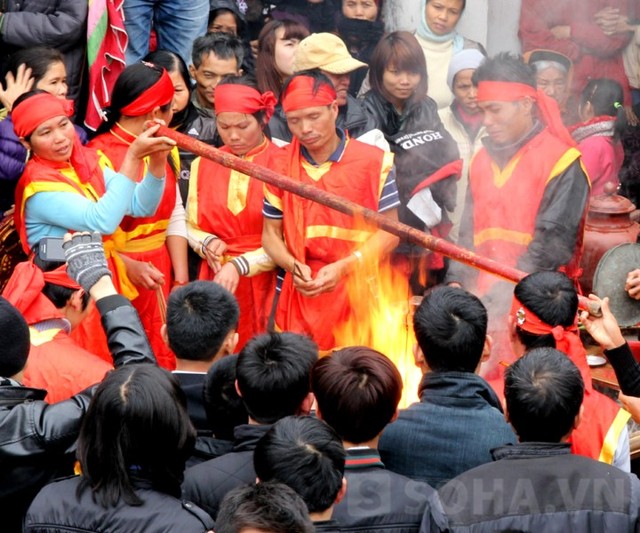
[25,476,214,532]
[268,95,380,145]
[333,448,434,533]
[182,423,270,519]
[422,442,640,532]
[0,0,88,106]
[0,295,155,532]
[362,91,460,229]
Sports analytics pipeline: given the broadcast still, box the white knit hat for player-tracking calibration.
[447,49,486,91]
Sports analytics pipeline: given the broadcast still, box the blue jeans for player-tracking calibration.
[123,0,209,66]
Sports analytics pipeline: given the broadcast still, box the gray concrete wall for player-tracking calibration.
[384,0,522,56]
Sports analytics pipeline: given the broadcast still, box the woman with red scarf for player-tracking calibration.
[186,77,279,349]
[89,62,189,369]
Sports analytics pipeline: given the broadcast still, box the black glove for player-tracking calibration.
[63,232,112,292]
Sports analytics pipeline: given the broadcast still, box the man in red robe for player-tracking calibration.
[446,53,590,310]
[261,72,400,351]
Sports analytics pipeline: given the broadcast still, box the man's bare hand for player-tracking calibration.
[579,294,626,350]
[214,262,240,293]
[625,269,640,299]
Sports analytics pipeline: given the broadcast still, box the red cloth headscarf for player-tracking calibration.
[477,80,576,147]
[120,65,174,116]
[3,261,80,325]
[215,84,277,121]
[281,75,337,113]
[510,294,592,390]
[12,92,101,187]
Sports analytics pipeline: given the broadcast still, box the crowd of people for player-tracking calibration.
[2,0,640,530]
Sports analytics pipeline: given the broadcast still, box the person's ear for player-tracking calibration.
[223,331,239,355]
[298,392,315,416]
[235,378,243,398]
[67,290,84,311]
[160,324,170,347]
[389,408,399,424]
[334,477,348,505]
[574,404,584,430]
[330,100,339,118]
[481,334,493,363]
[188,64,197,80]
[19,137,31,152]
[521,96,534,115]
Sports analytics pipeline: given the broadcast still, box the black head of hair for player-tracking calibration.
[513,271,577,350]
[0,297,30,378]
[97,62,170,134]
[505,347,584,442]
[216,482,314,533]
[473,52,536,88]
[8,47,65,86]
[236,332,318,424]
[191,31,245,69]
[413,286,488,372]
[166,281,239,362]
[254,416,345,514]
[203,354,248,440]
[580,78,627,140]
[77,365,196,507]
[144,49,191,90]
[312,346,402,443]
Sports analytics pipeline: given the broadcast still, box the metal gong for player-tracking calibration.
[592,243,640,327]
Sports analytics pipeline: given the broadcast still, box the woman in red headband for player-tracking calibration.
[186,76,279,349]
[88,62,187,369]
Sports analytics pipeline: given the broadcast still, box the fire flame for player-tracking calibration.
[333,258,422,408]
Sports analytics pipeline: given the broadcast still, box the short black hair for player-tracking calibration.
[191,31,244,69]
[413,286,488,372]
[166,281,239,362]
[203,354,247,440]
[312,346,402,443]
[473,52,536,88]
[254,416,345,514]
[514,271,577,350]
[505,347,584,442]
[0,297,30,377]
[216,482,314,533]
[77,365,196,507]
[236,332,317,424]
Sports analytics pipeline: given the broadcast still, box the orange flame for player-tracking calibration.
[333,257,423,408]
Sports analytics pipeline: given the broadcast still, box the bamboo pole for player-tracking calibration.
[159,126,599,315]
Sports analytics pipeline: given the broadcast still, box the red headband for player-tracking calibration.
[476,80,575,146]
[477,81,537,102]
[13,93,74,138]
[281,76,336,113]
[43,264,81,290]
[510,295,578,340]
[120,67,174,116]
[215,85,277,122]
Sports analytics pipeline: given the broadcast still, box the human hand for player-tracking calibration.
[291,261,322,297]
[63,231,112,293]
[594,7,620,33]
[313,260,347,294]
[124,258,165,290]
[625,269,640,299]
[214,262,240,293]
[618,392,640,424]
[0,64,34,111]
[579,294,625,350]
[127,122,176,161]
[550,25,571,40]
[204,237,227,274]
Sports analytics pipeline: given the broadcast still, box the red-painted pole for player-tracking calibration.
[159,126,598,315]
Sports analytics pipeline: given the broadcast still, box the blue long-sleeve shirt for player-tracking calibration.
[25,166,165,248]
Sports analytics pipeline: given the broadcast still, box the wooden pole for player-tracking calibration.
[159,126,599,315]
